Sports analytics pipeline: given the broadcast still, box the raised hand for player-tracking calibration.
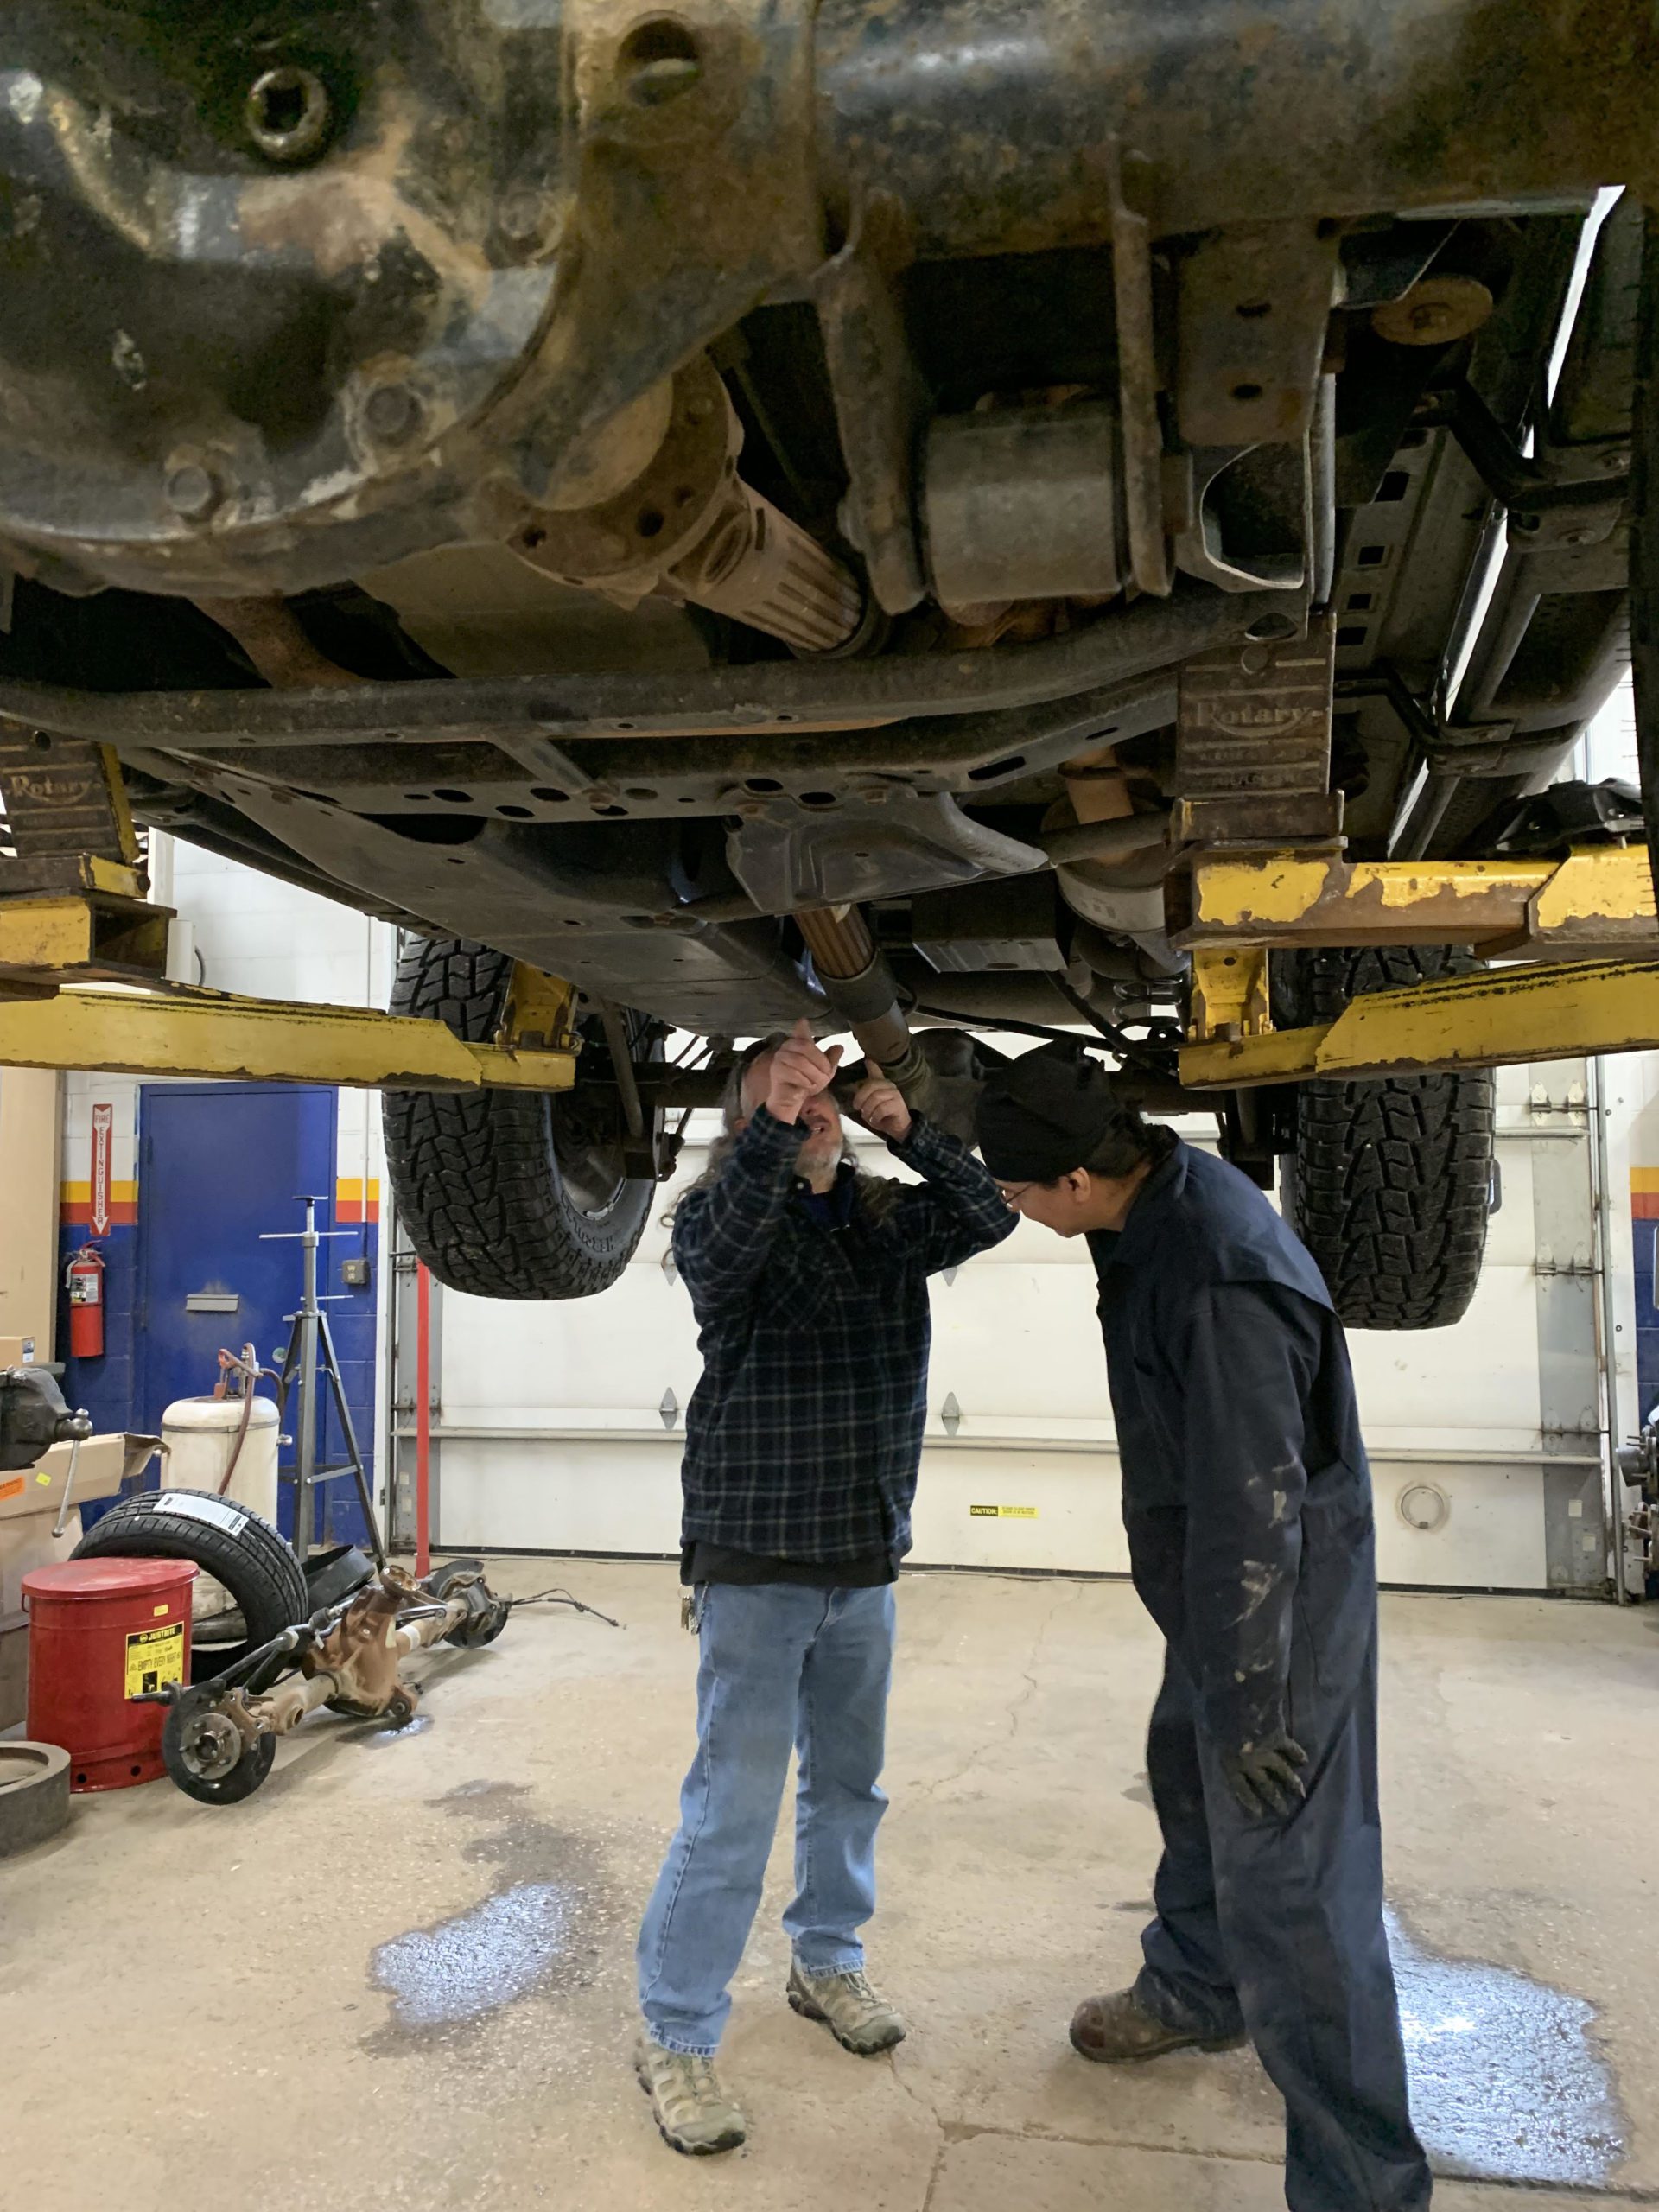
[851,1061,912,1144]
[765,1019,844,1126]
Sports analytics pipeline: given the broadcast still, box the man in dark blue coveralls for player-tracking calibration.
[976,1044,1430,2212]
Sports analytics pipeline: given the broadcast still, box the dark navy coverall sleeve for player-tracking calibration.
[1176,1281,1323,1753]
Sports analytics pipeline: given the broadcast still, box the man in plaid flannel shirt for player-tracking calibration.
[634,1019,1014,2155]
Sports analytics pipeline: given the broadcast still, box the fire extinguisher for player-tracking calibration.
[65,1246,105,1359]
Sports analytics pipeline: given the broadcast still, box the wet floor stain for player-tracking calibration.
[1388,1910,1626,2185]
[364,1779,627,2054]
[359,1712,434,1747]
[372,1881,576,2028]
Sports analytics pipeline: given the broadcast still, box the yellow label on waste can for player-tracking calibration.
[124,1622,186,1700]
[969,1504,1039,1519]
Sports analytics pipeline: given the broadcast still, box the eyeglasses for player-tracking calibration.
[995,1180,1038,1208]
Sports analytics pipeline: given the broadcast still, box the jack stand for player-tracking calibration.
[264,1196,385,1567]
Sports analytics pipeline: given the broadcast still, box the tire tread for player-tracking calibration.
[382,936,652,1300]
[1280,945,1495,1330]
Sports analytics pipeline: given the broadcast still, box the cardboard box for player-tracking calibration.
[0,1335,37,1366]
[0,1432,160,1525]
[0,1433,161,1728]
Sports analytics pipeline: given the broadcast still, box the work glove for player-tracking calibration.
[1220,1729,1307,1820]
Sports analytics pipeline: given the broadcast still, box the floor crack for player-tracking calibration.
[907,1585,1077,1804]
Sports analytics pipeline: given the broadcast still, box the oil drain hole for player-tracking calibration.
[245,66,334,164]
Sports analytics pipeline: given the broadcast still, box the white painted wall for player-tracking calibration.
[427,1063,1571,1590]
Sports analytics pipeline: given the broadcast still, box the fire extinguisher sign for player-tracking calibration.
[90,1103,113,1238]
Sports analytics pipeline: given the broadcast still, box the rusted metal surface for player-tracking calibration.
[923,403,1128,612]
[1108,148,1172,599]
[815,0,1659,254]
[1174,220,1342,448]
[0,587,1280,752]
[514,351,866,652]
[812,196,929,616]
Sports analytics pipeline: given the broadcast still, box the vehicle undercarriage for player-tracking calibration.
[1,1,1656,1321]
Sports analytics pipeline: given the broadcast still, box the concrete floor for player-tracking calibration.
[3,1560,1657,2212]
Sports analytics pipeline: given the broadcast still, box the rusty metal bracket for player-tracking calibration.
[1173,219,1343,450]
[813,193,928,616]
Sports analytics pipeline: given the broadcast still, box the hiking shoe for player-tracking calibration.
[1070,1987,1247,2065]
[787,1961,907,2056]
[634,2033,747,2156]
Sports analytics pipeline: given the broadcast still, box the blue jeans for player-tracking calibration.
[637,1580,897,2056]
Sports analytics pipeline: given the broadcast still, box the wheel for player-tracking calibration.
[1276,945,1496,1330]
[162,1693,277,1804]
[73,1488,308,1682]
[382,937,663,1300]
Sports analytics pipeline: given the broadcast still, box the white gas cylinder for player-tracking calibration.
[158,1395,282,1623]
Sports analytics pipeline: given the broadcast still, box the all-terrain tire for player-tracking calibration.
[383,936,655,1300]
[1278,946,1495,1330]
[73,1488,308,1682]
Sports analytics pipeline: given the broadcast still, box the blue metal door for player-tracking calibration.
[137,1084,362,1541]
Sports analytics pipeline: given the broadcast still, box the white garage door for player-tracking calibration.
[402,1060,1608,1594]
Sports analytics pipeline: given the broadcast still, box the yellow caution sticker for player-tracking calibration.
[969,1504,1039,1519]
[35,1470,52,1485]
[124,1622,186,1700]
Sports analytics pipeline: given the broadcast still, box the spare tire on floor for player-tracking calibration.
[1276,944,1496,1330]
[73,1489,307,1682]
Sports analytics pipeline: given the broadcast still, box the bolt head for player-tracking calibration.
[498,187,560,250]
[164,463,221,523]
[364,382,423,446]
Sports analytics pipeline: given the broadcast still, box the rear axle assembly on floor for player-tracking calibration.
[149,1558,511,1804]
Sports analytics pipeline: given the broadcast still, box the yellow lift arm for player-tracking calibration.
[1180,956,1659,1090]
[0,982,577,1094]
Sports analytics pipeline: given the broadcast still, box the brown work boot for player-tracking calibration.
[1070,1986,1246,2065]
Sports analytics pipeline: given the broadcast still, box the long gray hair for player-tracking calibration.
[663,1033,897,1227]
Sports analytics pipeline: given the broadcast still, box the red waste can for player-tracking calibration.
[22,1559,197,1792]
